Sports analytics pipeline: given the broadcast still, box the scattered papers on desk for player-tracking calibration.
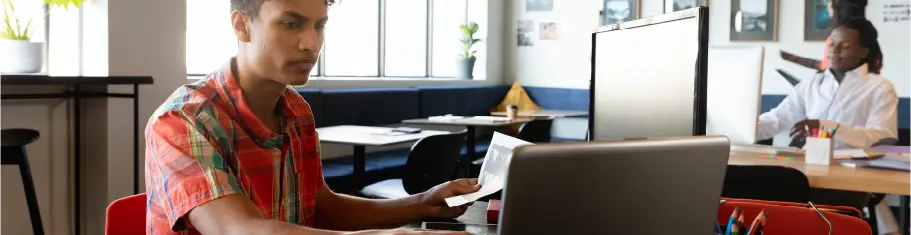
[445,132,532,207]
[834,149,869,158]
[428,114,465,122]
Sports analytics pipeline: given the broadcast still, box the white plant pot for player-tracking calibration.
[1,39,45,73]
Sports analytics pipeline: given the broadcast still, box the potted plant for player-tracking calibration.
[457,22,480,79]
[1,0,83,73]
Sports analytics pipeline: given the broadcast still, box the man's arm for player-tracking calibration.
[314,179,480,231]
[188,195,340,235]
[757,81,809,140]
[821,83,899,148]
[780,50,823,70]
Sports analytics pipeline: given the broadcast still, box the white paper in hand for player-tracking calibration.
[444,132,532,207]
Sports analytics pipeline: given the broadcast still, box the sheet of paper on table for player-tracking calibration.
[834,148,869,158]
[445,132,532,207]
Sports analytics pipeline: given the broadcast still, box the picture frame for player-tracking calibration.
[730,0,778,41]
[804,0,832,41]
[664,0,707,13]
[602,0,640,25]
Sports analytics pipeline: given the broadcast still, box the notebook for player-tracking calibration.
[838,157,911,172]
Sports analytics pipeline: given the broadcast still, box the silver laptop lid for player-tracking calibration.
[498,136,730,235]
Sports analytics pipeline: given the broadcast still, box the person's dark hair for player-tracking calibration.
[231,0,337,19]
[831,0,868,25]
[835,17,883,73]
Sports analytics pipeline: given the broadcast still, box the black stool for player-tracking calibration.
[2,128,45,235]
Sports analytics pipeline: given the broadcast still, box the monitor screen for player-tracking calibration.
[589,7,709,141]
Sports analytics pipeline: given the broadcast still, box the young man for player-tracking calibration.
[758,18,898,149]
[145,0,478,234]
[758,18,901,235]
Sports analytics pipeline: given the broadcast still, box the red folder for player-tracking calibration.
[487,200,501,223]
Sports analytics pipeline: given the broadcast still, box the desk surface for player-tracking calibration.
[403,117,534,127]
[404,201,495,233]
[730,150,910,195]
[1,74,155,85]
[316,125,449,146]
[490,109,588,118]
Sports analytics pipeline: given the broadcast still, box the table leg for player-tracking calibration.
[465,127,476,175]
[901,195,909,235]
[73,86,82,235]
[353,145,366,189]
[133,84,140,194]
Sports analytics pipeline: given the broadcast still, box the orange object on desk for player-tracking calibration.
[487,200,501,223]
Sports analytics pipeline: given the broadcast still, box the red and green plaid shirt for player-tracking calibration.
[145,60,323,234]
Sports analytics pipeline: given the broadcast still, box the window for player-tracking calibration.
[187,0,484,79]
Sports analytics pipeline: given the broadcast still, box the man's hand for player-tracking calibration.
[790,119,821,141]
[344,229,470,235]
[417,178,481,219]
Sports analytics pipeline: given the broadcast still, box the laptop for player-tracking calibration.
[497,136,731,234]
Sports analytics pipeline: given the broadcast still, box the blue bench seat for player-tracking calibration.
[321,148,412,192]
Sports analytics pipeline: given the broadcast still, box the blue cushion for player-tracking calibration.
[413,85,509,117]
[761,95,909,129]
[524,86,589,111]
[295,88,324,127]
[321,88,420,126]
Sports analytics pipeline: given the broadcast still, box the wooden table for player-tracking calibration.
[316,125,448,188]
[490,109,588,118]
[731,148,910,234]
[2,74,154,235]
[402,117,534,173]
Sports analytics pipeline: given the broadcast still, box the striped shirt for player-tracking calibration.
[145,60,323,234]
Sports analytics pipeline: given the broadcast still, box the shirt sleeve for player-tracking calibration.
[757,80,810,140]
[145,111,244,232]
[821,82,899,148]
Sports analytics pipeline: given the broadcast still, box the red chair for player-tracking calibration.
[105,193,147,235]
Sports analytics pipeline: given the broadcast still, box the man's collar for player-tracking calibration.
[219,58,304,118]
[826,63,869,82]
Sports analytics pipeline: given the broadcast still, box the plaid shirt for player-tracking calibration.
[145,60,323,234]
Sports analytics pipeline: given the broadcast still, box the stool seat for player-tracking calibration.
[2,128,40,147]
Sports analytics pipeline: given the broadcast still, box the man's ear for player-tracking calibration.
[860,47,870,60]
[231,10,251,42]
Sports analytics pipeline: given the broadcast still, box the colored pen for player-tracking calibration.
[734,213,745,235]
[746,210,766,235]
[830,124,840,136]
[725,207,739,235]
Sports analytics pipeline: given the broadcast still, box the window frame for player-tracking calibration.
[187,0,474,80]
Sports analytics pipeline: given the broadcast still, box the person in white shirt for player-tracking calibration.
[758,20,897,149]
[758,18,901,235]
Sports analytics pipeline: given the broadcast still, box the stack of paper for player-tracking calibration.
[428,114,465,122]
[445,132,532,207]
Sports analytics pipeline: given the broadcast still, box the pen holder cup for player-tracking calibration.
[804,137,834,165]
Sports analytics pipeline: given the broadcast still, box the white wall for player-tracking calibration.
[506,0,910,96]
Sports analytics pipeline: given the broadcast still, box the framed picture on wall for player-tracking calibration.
[804,0,832,41]
[664,0,707,13]
[603,0,639,25]
[730,0,778,41]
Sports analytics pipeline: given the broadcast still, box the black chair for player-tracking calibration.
[360,131,467,199]
[722,165,810,204]
[2,129,45,235]
[515,119,553,143]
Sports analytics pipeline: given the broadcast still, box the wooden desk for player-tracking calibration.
[316,125,448,188]
[490,109,588,118]
[729,150,910,196]
[403,117,534,173]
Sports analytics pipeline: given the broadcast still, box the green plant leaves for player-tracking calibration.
[459,22,481,59]
[1,0,83,40]
[45,0,85,9]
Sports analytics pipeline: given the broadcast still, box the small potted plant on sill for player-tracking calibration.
[457,22,480,80]
[1,0,83,73]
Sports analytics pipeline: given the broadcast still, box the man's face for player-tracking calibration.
[237,0,328,86]
[827,27,869,71]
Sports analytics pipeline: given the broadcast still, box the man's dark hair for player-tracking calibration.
[231,0,337,18]
[831,0,868,25]
[835,17,883,73]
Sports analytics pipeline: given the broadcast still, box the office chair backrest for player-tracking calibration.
[402,131,467,195]
[105,193,147,235]
[516,119,553,143]
[722,165,810,203]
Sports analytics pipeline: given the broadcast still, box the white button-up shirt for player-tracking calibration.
[757,64,899,149]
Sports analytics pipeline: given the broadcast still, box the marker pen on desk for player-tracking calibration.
[725,207,739,235]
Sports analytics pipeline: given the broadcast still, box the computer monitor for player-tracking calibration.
[706,46,765,145]
[499,136,731,234]
[589,7,709,141]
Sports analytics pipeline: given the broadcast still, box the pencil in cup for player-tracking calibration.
[746,210,766,235]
